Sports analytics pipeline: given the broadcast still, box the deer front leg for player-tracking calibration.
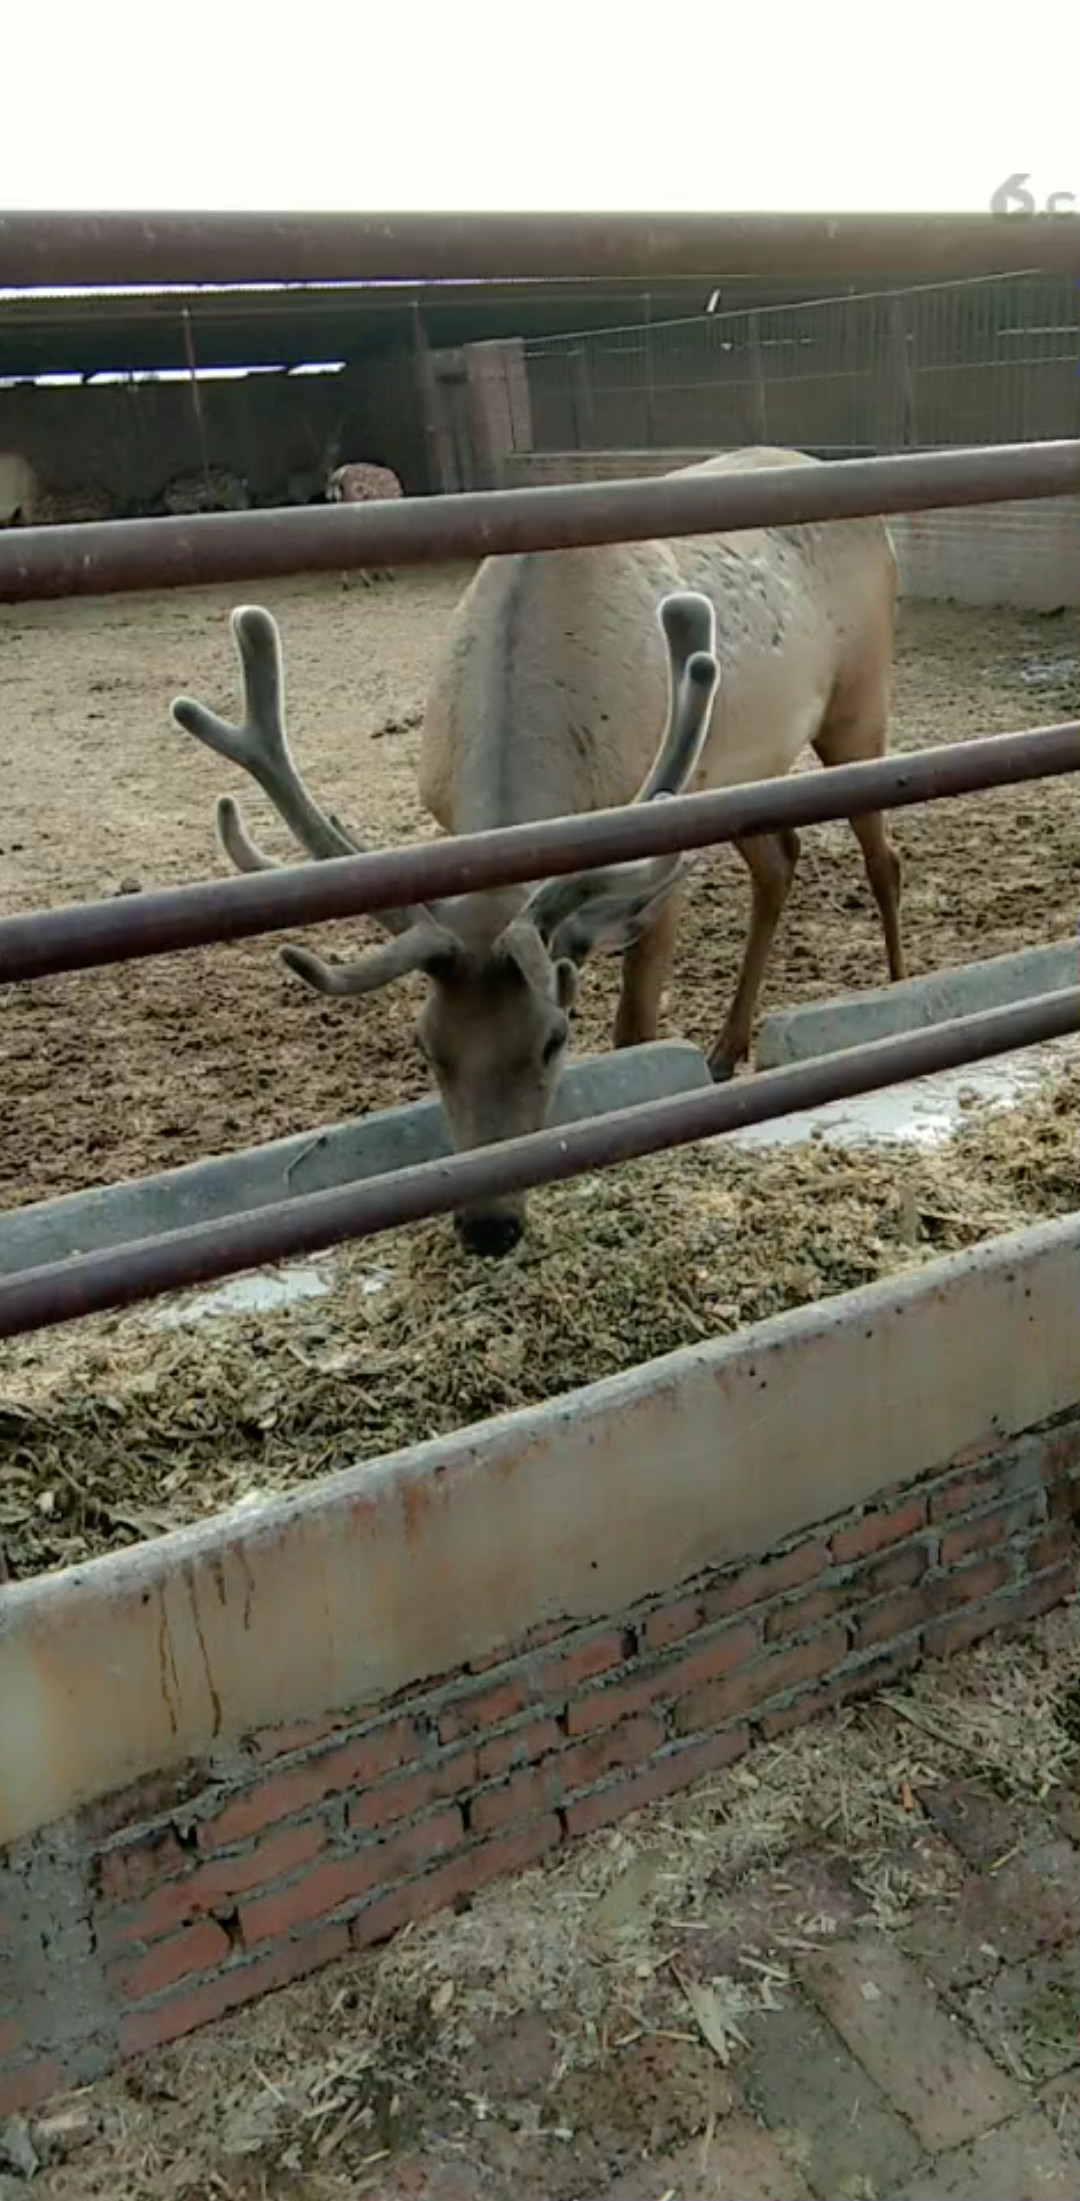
[613,886,684,1049]
[708,829,800,1081]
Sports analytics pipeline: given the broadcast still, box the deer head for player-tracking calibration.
[171,593,719,1256]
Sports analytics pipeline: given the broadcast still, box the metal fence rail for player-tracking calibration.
[2,427,1077,1340]
[0,990,1074,1340]
[522,273,1080,457]
[1,211,1077,290]
[1,722,1076,985]
[1,440,1077,604]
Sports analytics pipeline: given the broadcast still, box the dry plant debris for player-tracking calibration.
[36,1608,1078,2199]
[1,1058,1076,1578]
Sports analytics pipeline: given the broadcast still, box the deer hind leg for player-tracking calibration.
[812,702,907,983]
[613,884,684,1050]
[708,828,800,1081]
[848,811,906,981]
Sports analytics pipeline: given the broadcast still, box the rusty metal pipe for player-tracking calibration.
[0,988,1074,1340]
[1,722,1076,987]
[2,210,1077,289]
[0,441,1076,604]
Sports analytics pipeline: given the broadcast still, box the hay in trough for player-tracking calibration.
[1,1056,1076,1578]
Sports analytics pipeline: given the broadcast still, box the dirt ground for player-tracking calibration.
[23,1607,1079,2200]
[0,576,1076,1210]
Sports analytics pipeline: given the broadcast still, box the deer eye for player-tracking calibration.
[542,1026,567,1066]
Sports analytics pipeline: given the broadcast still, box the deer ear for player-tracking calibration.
[554,958,578,1010]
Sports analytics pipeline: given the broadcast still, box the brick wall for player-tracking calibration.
[2,1413,1075,2115]
[501,451,1080,611]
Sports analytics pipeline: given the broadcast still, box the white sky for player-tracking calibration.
[2,0,1077,215]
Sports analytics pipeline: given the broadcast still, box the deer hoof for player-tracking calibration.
[707,1049,738,1084]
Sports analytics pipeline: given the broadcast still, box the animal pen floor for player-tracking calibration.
[1,577,1076,1209]
[0,579,1077,1579]
[17,1608,1080,2200]
[0,580,1078,2197]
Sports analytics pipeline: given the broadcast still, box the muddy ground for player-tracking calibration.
[1,576,1076,1210]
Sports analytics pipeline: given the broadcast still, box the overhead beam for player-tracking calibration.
[0,209,1076,290]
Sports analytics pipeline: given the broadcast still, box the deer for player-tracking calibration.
[171,447,906,1258]
[326,461,404,504]
[326,461,403,587]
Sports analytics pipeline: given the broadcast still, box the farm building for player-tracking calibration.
[0,212,1077,2198]
[2,243,1076,605]
[1,225,1075,497]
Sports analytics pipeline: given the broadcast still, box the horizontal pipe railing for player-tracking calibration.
[1,211,1077,289]
[1,722,1076,986]
[0,421,1074,1342]
[0,441,1077,604]
[0,989,1074,1340]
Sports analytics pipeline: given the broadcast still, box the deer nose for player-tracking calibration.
[455,1210,523,1259]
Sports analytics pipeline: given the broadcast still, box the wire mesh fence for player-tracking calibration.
[520,273,1079,458]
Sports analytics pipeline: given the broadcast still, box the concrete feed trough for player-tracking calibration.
[756,938,1078,1069]
[0,1042,710,1280]
[1,1209,1077,2117]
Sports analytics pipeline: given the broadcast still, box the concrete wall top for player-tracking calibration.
[0,1213,1076,1847]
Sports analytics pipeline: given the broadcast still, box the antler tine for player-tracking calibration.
[215,794,278,874]
[213,789,443,945]
[171,605,357,863]
[214,787,360,891]
[635,591,717,802]
[280,924,456,1000]
[174,604,452,940]
[214,793,448,944]
[519,591,719,960]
